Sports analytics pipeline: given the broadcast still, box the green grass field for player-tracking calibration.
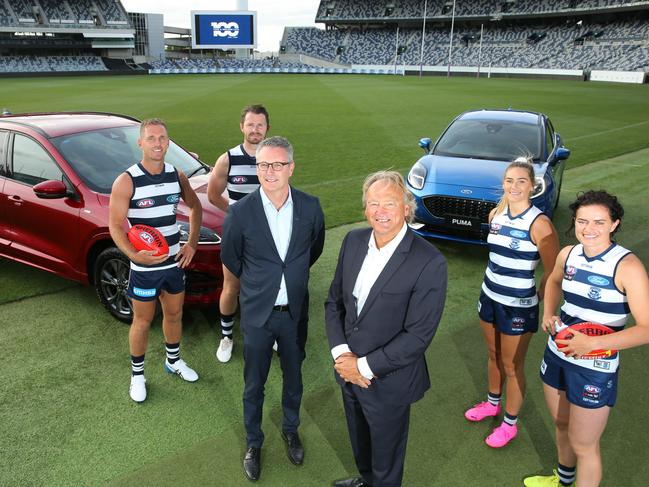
[1,74,649,486]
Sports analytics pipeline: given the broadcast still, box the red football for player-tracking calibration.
[127,224,169,257]
[555,322,617,359]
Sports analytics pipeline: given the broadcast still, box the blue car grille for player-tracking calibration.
[422,196,496,221]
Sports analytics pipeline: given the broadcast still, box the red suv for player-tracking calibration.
[0,112,224,322]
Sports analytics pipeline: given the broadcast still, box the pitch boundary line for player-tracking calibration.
[570,119,649,141]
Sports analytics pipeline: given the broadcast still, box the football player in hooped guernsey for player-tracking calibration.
[207,104,270,364]
[465,158,559,448]
[109,118,202,403]
[524,190,649,487]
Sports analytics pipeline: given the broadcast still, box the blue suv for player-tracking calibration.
[406,109,570,244]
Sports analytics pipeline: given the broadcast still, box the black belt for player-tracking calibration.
[272,304,290,312]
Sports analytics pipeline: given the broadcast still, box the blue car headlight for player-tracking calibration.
[407,162,427,190]
[531,176,546,199]
[177,222,221,245]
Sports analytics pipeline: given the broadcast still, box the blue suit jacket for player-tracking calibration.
[221,187,325,328]
[325,227,447,405]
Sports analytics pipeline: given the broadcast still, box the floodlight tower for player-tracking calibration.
[236,0,249,59]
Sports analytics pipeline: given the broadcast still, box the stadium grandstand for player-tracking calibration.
[0,0,140,75]
[281,0,649,75]
[148,57,313,71]
[0,1,647,79]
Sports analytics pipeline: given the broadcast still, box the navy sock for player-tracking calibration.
[220,313,234,339]
[557,463,576,486]
[487,391,501,406]
[131,354,145,376]
[504,412,518,426]
[165,342,180,364]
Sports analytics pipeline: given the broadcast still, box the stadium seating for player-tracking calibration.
[315,0,648,19]
[0,55,107,73]
[295,2,649,71]
[0,3,15,26]
[149,58,314,71]
[66,0,94,22]
[285,27,344,62]
[1,1,130,27]
[94,0,129,23]
[39,0,75,23]
[7,0,36,22]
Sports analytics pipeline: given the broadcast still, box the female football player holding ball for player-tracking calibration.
[525,190,649,487]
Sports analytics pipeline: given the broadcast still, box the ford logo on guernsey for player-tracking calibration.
[136,198,155,208]
[166,194,180,204]
[588,275,610,286]
[510,230,527,239]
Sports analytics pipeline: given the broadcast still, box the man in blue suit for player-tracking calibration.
[325,171,447,487]
[221,136,325,482]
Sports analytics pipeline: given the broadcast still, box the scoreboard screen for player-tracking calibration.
[191,11,257,49]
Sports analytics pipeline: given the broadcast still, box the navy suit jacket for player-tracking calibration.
[325,227,447,405]
[221,187,325,328]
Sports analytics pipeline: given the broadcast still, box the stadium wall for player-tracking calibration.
[147,66,647,83]
[590,70,647,83]
[390,65,586,81]
[0,70,148,79]
[279,53,350,68]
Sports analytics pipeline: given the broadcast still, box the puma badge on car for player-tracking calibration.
[452,218,473,226]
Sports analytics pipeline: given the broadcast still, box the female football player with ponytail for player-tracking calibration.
[465,157,559,448]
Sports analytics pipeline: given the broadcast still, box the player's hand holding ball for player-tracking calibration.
[127,224,169,265]
[555,322,617,359]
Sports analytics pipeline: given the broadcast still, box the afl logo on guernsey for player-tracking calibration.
[489,223,501,235]
[232,176,248,184]
[136,198,155,208]
[588,275,610,287]
[564,266,577,281]
[166,194,180,204]
[510,229,527,239]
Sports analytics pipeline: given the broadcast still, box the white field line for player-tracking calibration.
[570,119,649,141]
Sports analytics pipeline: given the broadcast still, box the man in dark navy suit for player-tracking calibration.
[325,171,447,487]
[221,136,325,482]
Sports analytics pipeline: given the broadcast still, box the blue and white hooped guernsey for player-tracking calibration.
[226,144,259,204]
[126,162,181,272]
[547,242,631,373]
[482,205,542,308]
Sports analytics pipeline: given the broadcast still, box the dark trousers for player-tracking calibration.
[242,309,306,448]
[341,383,411,487]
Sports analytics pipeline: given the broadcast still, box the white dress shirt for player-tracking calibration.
[331,223,408,379]
[260,187,293,306]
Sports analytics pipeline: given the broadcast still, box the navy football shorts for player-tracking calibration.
[478,290,539,335]
[540,346,618,408]
[127,265,185,301]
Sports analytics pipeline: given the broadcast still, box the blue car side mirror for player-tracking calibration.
[556,147,571,160]
[419,137,432,152]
